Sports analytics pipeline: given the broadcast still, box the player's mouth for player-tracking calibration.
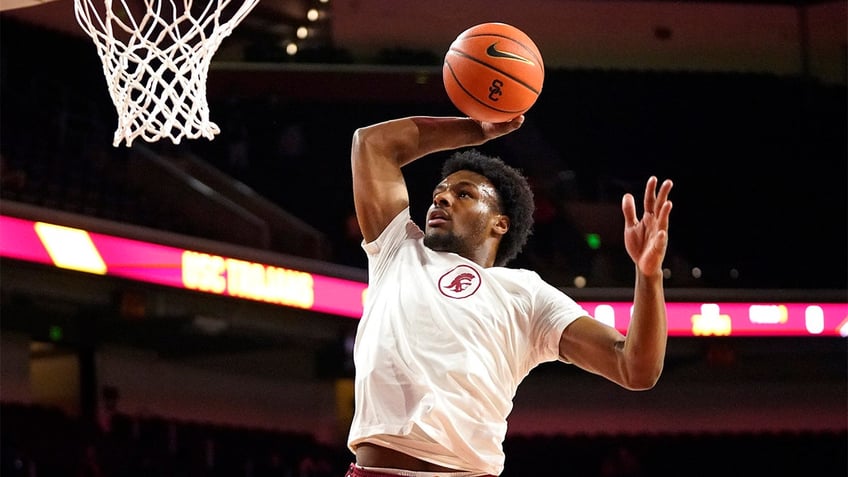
[427,210,450,227]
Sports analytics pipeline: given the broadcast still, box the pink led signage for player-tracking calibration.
[1,215,845,336]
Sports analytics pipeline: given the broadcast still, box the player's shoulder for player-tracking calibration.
[488,266,545,285]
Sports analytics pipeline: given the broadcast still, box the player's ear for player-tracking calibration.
[492,214,509,236]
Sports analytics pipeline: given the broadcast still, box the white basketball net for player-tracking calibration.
[74,0,260,147]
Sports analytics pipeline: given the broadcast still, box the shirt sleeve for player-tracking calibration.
[531,276,591,364]
[362,208,423,285]
[362,207,419,257]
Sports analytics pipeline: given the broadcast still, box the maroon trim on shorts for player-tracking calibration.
[344,463,496,477]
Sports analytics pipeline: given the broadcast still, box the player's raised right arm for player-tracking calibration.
[351,116,524,243]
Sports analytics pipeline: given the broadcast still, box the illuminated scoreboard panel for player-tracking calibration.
[1,215,845,337]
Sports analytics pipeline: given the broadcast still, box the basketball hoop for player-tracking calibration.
[74,0,260,147]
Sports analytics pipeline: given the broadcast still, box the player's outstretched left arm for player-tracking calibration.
[559,177,673,390]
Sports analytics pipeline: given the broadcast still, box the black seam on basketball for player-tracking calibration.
[446,49,542,95]
[444,62,526,115]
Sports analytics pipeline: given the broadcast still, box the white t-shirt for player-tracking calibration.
[347,208,589,476]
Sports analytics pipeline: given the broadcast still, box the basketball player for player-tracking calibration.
[345,114,673,477]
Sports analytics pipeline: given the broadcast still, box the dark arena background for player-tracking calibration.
[1,1,846,476]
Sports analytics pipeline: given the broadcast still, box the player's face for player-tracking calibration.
[423,170,503,255]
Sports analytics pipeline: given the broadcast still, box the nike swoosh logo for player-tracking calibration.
[486,42,534,64]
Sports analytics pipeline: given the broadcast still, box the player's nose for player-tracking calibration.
[433,190,451,207]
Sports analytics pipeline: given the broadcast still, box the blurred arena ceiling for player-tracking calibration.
[1,0,845,78]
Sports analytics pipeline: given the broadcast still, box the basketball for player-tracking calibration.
[442,22,545,123]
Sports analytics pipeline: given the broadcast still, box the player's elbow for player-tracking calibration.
[620,363,664,391]
[351,125,375,157]
[352,118,418,163]
[624,377,659,391]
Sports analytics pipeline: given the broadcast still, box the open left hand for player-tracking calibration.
[622,176,674,277]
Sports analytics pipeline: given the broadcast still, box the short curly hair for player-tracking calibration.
[441,149,535,266]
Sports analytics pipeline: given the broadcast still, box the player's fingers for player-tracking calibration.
[643,176,658,214]
[622,193,638,227]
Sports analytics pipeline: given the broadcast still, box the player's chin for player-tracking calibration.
[423,230,454,251]
[424,224,444,235]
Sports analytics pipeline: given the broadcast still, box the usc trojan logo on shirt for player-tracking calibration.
[438,264,482,299]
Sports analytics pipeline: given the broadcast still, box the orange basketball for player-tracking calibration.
[442,22,545,123]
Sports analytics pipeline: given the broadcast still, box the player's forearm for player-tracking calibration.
[410,116,489,158]
[352,116,481,169]
[622,270,668,389]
